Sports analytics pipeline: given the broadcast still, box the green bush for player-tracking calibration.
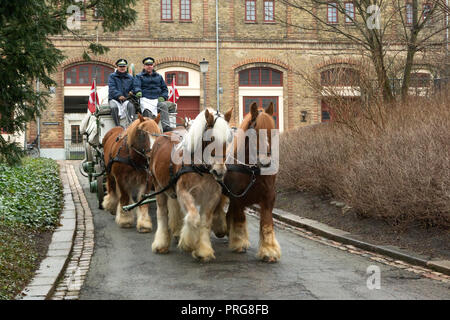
[0,158,63,229]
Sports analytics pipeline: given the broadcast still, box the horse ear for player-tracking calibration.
[250,102,258,121]
[205,109,214,127]
[138,113,145,122]
[265,102,274,116]
[224,107,233,123]
[154,113,161,124]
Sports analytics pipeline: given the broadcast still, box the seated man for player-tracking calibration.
[133,57,172,132]
[108,59,135,127]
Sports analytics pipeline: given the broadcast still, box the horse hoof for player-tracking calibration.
[137,227,152,233]
[118,222,133,229]
[154,247,169,254]
[234,247,247,254]
[214,232,226,238]
[262,255,278,263]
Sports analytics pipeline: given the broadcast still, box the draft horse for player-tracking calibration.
[102,113,161,232]
[150,108,233,261]
[220,102,281,262]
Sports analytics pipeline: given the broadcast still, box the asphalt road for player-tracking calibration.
[75,165,449,300]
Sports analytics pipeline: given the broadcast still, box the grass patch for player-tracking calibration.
[0,158,63,299]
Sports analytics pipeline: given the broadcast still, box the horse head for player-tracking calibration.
[127,113,161,158]
[235,102,275,167]
[182,107,233,181]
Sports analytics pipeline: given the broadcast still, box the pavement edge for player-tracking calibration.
[16,161,76,300]
[251,205,450,276]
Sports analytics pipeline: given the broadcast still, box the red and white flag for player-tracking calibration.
[168,78,180,103]
[88,80,99,113]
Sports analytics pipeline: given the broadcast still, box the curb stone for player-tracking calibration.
[16,161,76,300]
[250,205,450,277]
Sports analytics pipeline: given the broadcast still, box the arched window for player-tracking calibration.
[321,67,360,86]
[239,67,283,86]
[64,64,114,86]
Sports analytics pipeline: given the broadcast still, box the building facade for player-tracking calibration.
[27,0,447,159]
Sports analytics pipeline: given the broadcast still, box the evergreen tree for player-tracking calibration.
[0,0,137,164]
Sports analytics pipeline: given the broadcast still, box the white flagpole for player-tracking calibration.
[94,79,98,112]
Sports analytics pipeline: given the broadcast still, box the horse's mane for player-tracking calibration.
[240,110,275,131]
[233,109,275,156]
[183,108,232,154]
[126,118,142,147]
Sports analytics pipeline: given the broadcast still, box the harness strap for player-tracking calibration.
[123,163,210,212]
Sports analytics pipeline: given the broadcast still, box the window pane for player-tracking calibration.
[345,2,354,22]
[244,98,259,113]
[166,73,175,85]
[162,0,172,20]
[261,69,270,85]
[177,72,188,85]
[271,71,281,85]
[79,66,89,85]
[103,67,113,85]
[180,0,191,20]
[239,70,249,85]
[92,65,101,84]
[66,67,77,85]
[250,69,259,85]
[246,1,256,21]
[264,1,274,21]
[328,3,338,23]
[406,3,413,24]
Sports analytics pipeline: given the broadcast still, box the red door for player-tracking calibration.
[243,97,279,128]
[176,96,200,124]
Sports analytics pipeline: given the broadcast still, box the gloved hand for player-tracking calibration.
[158,97,165,102]
[118,96,126,102]
[136,92,142,98]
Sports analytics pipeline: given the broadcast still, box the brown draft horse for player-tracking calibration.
[219,102,281,262]
[150,108,233,261]
[102,113,161,232]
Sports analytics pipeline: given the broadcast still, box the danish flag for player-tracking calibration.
[168,78,180,103]
[88,80,99,114]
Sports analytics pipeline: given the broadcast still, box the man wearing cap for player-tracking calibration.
[108,59,135,127]
[133,57,172,132]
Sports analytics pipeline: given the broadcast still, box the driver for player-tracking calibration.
[133,57,173,132]
[108,59,135,127]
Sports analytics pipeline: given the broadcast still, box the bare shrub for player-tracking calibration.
[278,90,450,228]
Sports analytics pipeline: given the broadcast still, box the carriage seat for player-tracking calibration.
[96,101,177,117]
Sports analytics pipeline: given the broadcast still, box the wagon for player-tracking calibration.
[79,86,178,209]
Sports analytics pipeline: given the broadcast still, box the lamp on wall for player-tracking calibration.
[200,58,209,110]
[301,110,308,122]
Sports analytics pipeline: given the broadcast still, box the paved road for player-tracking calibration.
[75,165,449,300]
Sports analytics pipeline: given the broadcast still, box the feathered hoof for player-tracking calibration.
[229,238,250,254]
[257,245,281,263]
[192,248,215,262]
[137,226,152,233]
[152,244,170,254]
[137,220,153,233]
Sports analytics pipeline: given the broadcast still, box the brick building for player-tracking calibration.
[28,0,447,159]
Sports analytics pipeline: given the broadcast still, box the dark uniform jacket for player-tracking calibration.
[108,71,134,101]
[133,70,168,100]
